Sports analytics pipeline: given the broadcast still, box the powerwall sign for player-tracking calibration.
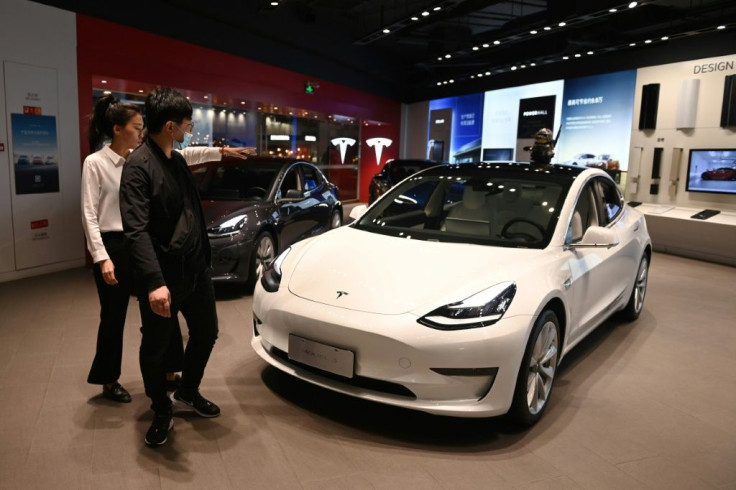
[330,137,356,164]
[366,137,392,165]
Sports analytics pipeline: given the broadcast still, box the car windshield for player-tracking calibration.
[196,162,281,202]
[355,164,571,249]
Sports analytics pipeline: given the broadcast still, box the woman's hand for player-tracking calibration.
[100,259,118,285]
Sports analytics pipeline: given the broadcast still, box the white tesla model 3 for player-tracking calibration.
[252,162,651,426]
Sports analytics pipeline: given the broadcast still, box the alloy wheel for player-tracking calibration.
[255,235,275,276]
[526,320,559,415]
[633,257,649,314]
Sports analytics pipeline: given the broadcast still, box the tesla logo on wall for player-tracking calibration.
[330,137,356,164]
[366,137,392,166]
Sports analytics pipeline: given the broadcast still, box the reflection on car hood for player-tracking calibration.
[287,227,541,315]
[200,200,267,227]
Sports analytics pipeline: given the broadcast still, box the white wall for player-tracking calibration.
[628,54,736,211]
[0,0,83,283]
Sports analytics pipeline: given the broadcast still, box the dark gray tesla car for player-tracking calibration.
[190,157,342,289]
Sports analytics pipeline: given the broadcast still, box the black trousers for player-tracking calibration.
[88,232,184,385]
[138,267,218,414]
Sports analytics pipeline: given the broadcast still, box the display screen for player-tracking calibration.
[685,149,736,195]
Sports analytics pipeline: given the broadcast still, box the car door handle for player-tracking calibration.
[563,277,572,289]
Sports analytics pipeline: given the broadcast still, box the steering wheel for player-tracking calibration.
[244,186,267,199]
[501,218,546,242]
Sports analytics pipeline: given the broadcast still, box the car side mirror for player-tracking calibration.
[568,226,619,249]
[348,204,367,223]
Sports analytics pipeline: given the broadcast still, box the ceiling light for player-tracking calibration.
[437,56,443,61]
[530,30,537,34]
[544,26,551,30]
[558,22,566,27]
[241,101,245,105]
[433,6,441,11]
[482,43,489,48]
[411,16,419,21]
[437,81,442,86]
[485,71,491,75]
[445,54,451,58]
[421,11,429,16]
[138,89,144,93]
[204,95,209,99]
[101,80,107,84]
[382,28,390,34]
[609,8,617,12]
[521,64,526,68]
[511,66,517,70]
[449,79,454,83]
[477,73,484,77]
[270,1,279,5]
[563,56,569,60]
[628,2,638,8]
[530,62,536,66]
[472,46,479,50]
[630,42,636,46]
[645,39,652,43]
[587,51,594,55]
[574,53,581,58]
[493,40,500,45]
[661,36,668,40]
[717,25,726,30]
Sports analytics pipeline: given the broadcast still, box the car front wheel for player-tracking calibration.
[247,231,276,292]
[509,310,560,427]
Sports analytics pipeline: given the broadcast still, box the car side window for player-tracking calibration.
[277,167,301,200]
[300,164,324,195]
[567,183,599,243]
[593,178,623,225]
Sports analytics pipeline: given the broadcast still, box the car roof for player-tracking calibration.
[189,156,311,171]
[420,161,588,184]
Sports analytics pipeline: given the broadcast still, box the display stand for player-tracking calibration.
[638,204,736,266]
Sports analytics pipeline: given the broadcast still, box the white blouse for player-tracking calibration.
[81,145,221,263]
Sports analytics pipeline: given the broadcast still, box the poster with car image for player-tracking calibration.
[555,70,636,171]
[11,113,59,194]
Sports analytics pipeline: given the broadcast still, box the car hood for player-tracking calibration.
[287,226,543,315]
[200,200,268,227]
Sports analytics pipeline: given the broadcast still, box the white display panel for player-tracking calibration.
[4,61,66,270]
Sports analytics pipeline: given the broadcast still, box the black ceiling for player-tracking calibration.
[35,0,736,102]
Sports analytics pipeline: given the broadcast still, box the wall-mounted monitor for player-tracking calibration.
[685,149,736,195]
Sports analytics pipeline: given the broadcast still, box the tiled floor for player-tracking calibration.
[0,252,734,489]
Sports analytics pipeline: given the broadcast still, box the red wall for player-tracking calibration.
[75,15,401,202]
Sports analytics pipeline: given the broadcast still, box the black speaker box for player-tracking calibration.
[651,147,663,178]
[720,74,736,127]
[639,83,660,130]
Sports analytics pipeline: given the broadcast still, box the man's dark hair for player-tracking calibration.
[144,87,192,134]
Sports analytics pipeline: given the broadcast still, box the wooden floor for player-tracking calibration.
[0,252,734,489]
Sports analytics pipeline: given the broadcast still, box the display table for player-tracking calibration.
[636,203,736,266]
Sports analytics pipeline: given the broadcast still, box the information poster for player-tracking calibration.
[428,93,484,163]
[11,113,59,194]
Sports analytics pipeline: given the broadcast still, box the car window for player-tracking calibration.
[300,164,324,194]
[198,163,280,201]
[277,166,301,199]
[567,183,599,243]
[593,177,624,224]
[356,170,566,249]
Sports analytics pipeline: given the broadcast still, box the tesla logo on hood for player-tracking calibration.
[366,137,392,166]
[330,137,356,164]
[336,290,349,299]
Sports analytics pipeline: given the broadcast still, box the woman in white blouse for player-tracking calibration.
[82,94,248,403]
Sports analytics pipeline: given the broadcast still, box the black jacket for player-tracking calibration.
[120,138,211,292]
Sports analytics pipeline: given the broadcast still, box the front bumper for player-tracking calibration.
[252,287,534,417]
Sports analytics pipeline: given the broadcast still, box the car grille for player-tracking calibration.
[271,346,417,399]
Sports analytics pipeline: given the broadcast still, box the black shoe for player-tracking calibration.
[145,413,173,447]
[170,390,221,418]
[102,382,132,403]
[165,373,182,392]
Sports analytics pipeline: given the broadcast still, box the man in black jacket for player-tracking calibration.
[120,87,220,447]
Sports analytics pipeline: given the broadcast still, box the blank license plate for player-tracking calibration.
[288,334,354,378]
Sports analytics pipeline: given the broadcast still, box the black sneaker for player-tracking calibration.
[144,413,173,447]
[170,390,221,418]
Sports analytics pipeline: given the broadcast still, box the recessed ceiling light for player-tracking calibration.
[437,57,443,61]
[544,26,551,31]
[204,95,209,99]
[241,101,245,105]
[138,89,144,93]
[628,2,638,8]
[411,16,419,21]
[609,8,617,12]
[574,53,581,58]
[101,80,107,84]
[445,54,451,58]
[521,64,526,68]
[472,46,479,50]
[558,22,566,27]
[270,1,278,5]
[587,51,594,55]
[630,42,636,46]
[493,40,500,45]
[382,28,390,34]
[485,71,491,75]
[477,73,484,77]
[530,30,537,34]
[717,25,726,30]
[645,39,652,43]
[437,81,442,86]
[530,62,536,66]
[511,66,517,70]
[433,6,441,11]
[449,79,454,83]
[661,36,668,40]
[482,43,489,48]
[563,56,569,60]
[422,11,429,16]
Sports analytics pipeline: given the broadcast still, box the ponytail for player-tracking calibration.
[88,94,141,153]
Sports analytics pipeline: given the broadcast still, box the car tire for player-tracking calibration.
[246,231,276,292]
[330,209,343,229]
[618,255,649,321]
[508,310,560,427]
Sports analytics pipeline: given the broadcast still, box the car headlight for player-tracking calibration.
[260,247,291,293]
[208,214,246,237]
[418,282,516,330]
